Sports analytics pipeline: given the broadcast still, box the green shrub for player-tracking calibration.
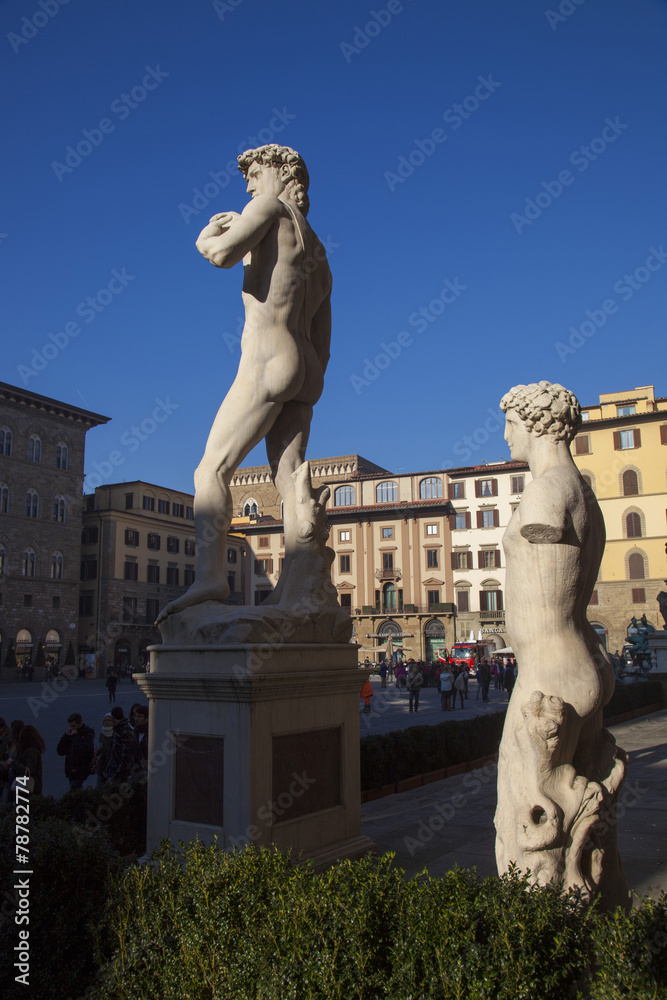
[604,680,664,720]
[588,892,667,999]
[0,815,122,1000]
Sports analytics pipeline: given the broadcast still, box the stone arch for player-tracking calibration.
[621,505,645,539]
[625,547,648,580]
[619,464,642,497]
[579,468,595,491]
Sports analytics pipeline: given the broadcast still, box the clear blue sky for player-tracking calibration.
[2,0,666,492]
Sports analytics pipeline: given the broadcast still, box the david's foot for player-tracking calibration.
[156,578,230,623]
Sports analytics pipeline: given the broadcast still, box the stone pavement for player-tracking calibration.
[361,708,667,901]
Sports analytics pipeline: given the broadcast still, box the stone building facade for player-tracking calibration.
[0,381,109,677]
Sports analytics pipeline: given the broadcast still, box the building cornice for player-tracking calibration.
[0,382,110,427]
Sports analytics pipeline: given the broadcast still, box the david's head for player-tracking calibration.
[238,145,309,215]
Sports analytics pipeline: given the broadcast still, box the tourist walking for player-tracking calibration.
[106,670,119,704]
[503,661,516,700]
[57,713,95,790]
[406,662,423,712]
[379,661,388,688]
[132,706,149,773]
[439,664,454,711]
[479,659,492,702]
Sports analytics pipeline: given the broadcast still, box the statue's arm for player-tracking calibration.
[518,477,569,544]
[195,195,281,268]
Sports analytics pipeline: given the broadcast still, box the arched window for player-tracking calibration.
[25,489,39,518]
[628,553,645,579]
[56,443,69,469]
[626,512,642,538]
[580,470,595,491]
[622,470,638,496]
[28,435,41,463]
[22,548,36,577]
[376,481,398,503]
[419,477,442,499]
[243,499,258,516]
[334,485,355,507]
[0,483,8,514]
[53,495,66,523]
[0,427,12,456]
[0,544,5,575]
[51,551,64,580]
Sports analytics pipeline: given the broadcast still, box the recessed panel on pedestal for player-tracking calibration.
[272,727,341,823]
[174,734,224,827]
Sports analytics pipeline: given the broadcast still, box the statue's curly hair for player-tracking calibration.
[237,144,310,216]
[500,381,581,443]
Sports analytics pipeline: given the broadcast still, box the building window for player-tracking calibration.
[615,429,640,450]
[383,582,397,610]
[589,590,599,605]
[147,563,160,584]
[0,427,12,456]
[617,404,636,416]
[0,545,5,575]
[25,489,39,518]
[381,527,394,539]
[478,509,499,528]
[227,548,237,564]
[454,513,468,530]
[476,479,497,498]
[661,425,667,445]
[184,566,195,586]
[376,481,398,503]
[125,529,139,546]
[426,549,439,569]
[0,483,9,514]
[340,554,351,573]
[339,530,350,542]
[55,443,68,469]
[479,589,503,611]
[79,591,94,616]
[255,558,272,576]
[382,552,394,571]
[146,598,160,623]
[456,589,469,613]
[51,552,64,580]
[448,482,465,500]
[334,485,355,507]
[628,553,646,580]
[158,499,170,515]
[82,525,98,544]
[227,572,236,593]
[28,435,41,463]
[420,477,442,499]
[622,470,639,496]
[186,506,194,520]
[258,536,270,548]
[166,566,180,586]
[22,549,36,577]
[125,493,134,509]
[452,550,472,570]
[143,495,155,511]
[24,594,32,607]
[147,533,160,550]
[80,557,97,580]
[52,595,60,609]
[124,560,138,581]
[626,512,642,538]
[53,495,66,522]
[340,593,352,609]
[478,549,500,569]
[426,523,438,535]
[166,536,179,554]
[574,435,590,455]
[511,475,525,494]
[243,500,258,516]
[185,539,196,556]
[427,590,440,607]
[122,596,138,623]
[632,588,646,604]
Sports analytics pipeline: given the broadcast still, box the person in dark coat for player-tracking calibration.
[94,714,115,788]
[13,725,46,796]
[57,713,95,789]
[503,662,516,700]
[106,671,119,704]
[106,706,135,783]
[132,706,149,773]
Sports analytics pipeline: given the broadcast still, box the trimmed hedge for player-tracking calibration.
[90,843,667,1000]
[604,679,664,720]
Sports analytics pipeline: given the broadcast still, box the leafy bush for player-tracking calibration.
[604,679,663,720]
[0,815,122,1000]
[588,892,667,999]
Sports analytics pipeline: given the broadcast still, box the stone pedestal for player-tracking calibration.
[648,630,667,672]
[135,643,374,868]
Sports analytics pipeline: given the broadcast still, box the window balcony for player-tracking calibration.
[374,568,402,582]
[479,610,505,622]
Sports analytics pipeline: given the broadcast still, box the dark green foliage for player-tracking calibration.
[0,815,122,1000]
[604,680,664,720]
[360,713,506,790]
[588,893,667,999]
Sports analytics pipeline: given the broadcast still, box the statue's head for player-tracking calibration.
[500,381,581,444]
[237,144,310,215]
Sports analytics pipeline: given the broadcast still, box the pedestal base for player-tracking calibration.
[135,643,375,866]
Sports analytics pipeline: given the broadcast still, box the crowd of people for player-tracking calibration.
[361,654,519,713]
[0,702,150,802]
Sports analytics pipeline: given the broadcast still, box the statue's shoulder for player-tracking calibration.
[243,194,287,221]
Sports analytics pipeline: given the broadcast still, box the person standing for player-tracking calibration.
[94,714,114,788]
[106,670,119,704]
[379,661,387,689]
[406,662,423,712]
[439,664,454,711]
[57,713,95,790]
[453,668,466,709]
[479,658,492,702]
[132,706,149,773]
[503,660,516,700]
[13,726,46,795]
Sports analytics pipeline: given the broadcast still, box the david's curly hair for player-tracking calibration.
[500,381,581,443]
[237,144,310,216]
